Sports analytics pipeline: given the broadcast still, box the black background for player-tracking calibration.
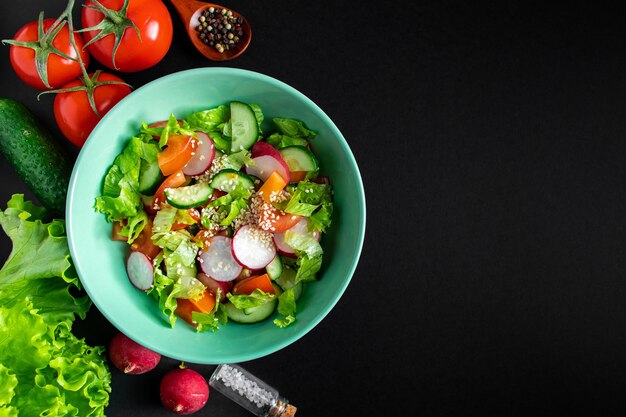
[3,1,626,416]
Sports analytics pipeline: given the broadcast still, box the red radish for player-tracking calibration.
[245,155,290,183]
[273,218,320,257]
[313,176,330,185]
[108,332,161,375]
[232,225,277,270]
[196,272,232,301]
[126,251,154,291]
[148,119,183,128]
[198,236,242,281]
[251,141,281,159]
[183,132,215,176]
[160,367,209,415]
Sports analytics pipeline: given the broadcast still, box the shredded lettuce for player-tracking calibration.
[191,292,228,333]
[281,181,333,233]
[227,288,275,310]
[140,114,197,148]
[266,132,309,149]
[272,118,316,138]
[202,182,252,229]
[118,210,148,244]
[186,105,229,132]
[152,205,178,234]
[94,135,160,235]
[222,149,254,171]
[0,195,110,417]
[274,288,297,328]
[284,231,324,283]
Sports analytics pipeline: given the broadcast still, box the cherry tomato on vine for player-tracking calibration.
[6,17,90,90]
[53,72,131,147]
[81,0,173,72]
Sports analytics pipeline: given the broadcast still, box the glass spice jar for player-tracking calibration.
[209,364,297,417]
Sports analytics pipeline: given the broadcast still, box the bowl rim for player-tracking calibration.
[66,67,367,363]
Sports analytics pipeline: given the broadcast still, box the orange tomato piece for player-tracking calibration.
[258,171,288,204]
[158,134,198,176]
[175,291,217,327]
[232,274,275,296]
[258,206,302,233]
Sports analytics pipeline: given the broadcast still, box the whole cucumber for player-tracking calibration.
[0,98,72,216]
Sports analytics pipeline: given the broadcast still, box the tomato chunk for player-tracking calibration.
[175,291,217,327]
[158,135,198,176]
[130,219,161,260]
[258,205,302,233]
[233,274,275,295]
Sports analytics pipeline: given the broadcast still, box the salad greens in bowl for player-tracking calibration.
[66,67,365,364]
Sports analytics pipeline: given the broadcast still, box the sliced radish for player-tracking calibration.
[196,272,232,301]
[198,236,242,282]
[251,141,281,159]
[183,132,215,176]
[245,155,290,183]
[126,251,154,291]
[232,225,277,270]
[273,218,320,257]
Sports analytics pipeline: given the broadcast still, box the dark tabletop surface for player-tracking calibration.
[3,1,626,415]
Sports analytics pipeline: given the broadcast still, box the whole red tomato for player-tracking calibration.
[81,0,173,72]
[8,18,90,90]
[54,72,131,147]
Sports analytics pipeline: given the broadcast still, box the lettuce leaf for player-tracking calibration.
[274,288,296,328]
[227,288,275,310]
[266,132,309,149]
[94,136,145,223]
[282,181,333,232]
[0,195,110,417]
[272,118,316,138]
[186,105,230,132]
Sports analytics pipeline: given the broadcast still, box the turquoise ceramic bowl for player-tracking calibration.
[66,68,366,364]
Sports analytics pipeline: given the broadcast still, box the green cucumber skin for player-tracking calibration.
[0,99,72,215]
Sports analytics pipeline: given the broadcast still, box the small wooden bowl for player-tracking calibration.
[169,0,251,61]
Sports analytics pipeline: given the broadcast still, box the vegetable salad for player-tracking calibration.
[95,101,333,332]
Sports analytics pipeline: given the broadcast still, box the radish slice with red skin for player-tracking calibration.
[126,251,154,291]
[273,218,320,257]
[232,225,277,270]
[198,236,242,282]
[183,132,215,176]
[245,155,290,183]
[197,272,232,301]
[251,141,281,159]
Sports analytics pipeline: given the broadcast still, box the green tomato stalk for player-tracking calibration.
[37,0,132,117]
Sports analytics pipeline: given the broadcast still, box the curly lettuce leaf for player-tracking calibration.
[94,136,145,223]
[0,195,111,417]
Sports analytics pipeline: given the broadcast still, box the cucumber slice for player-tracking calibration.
[164,182,213,209]
[266,256,283,280]
[210,168,255,192]
[225,298,277,324]
[230,102,259,152]
[274,268,303,300]
[139,160,164,194]
[279,146,319,172]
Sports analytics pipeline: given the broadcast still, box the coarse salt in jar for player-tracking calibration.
[209,363,297,416]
